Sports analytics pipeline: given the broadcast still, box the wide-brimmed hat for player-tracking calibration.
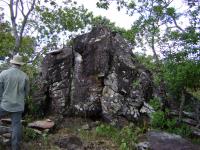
[10,54,25,65]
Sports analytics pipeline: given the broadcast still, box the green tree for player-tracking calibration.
[30,1,93,51]
[96,0,200,119]
[0,0,37,54]
[0,20,35,58]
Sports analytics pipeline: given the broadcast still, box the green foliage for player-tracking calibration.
[23,127,50,143]
[19,37,35,56]
[166,7,176,17]
[0,21,35,57]
[132,79,140,88]
[119,27,138,45]
[33,2,93,50]
[135,53,157,71]
[164,60,200,95]
[153,6,163,16]
[96,124,118,139]
[25,96,40,117]
[95,123,143,149]
[119,126,138,150]
[22,64,39,82]
[22,64,41,116]
[91,16,116,28]
[127,1,136,9]
[151,110,192,137]
[167,123,192,137]
[151,111,166,129]
[96,1,110,10]
[0,22,15,56]
[149,98,161,111]
[23,127,40,141]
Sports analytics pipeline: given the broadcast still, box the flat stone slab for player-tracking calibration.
[28,119,55,130]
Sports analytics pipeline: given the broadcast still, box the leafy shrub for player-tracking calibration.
[151,110,192,137]
[23,127,40,141]
[119,126,137,150]
[96,123,142,150]
[96,124,118,139]
[167,123,192,137]
[151,111,166,129]
[22,64,43,117]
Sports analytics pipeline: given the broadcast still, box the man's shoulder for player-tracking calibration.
[1,67,27,78]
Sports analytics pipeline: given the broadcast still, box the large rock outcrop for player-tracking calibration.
[34,27,153,123]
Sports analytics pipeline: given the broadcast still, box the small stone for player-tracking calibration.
[0,126,11,134]
[82,124,90,130]
[0,135,10,145]
[136,141,150,150]
[98,72,105,78]
[2,133,11,138]
[33,129,42,135]
[44,129,50,133]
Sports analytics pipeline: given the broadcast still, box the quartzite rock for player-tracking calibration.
[34,27,153,123]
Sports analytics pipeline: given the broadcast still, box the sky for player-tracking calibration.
[77,0,189,29]
[77,0,136,29]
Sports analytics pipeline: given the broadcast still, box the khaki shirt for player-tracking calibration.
[0,66,29,112]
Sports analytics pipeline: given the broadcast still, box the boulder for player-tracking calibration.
[34,27,153,123]
[146,131,199,150]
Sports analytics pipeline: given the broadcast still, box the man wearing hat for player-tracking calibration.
[0,54,29,150]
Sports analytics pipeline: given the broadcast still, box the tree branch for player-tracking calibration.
[19,0,25,17]
[172,16,185,33]
[14,0,19,18]
[163,0,174,8]
[1,0,9,5]
[19,0,36,45]
[26,0,30,10]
